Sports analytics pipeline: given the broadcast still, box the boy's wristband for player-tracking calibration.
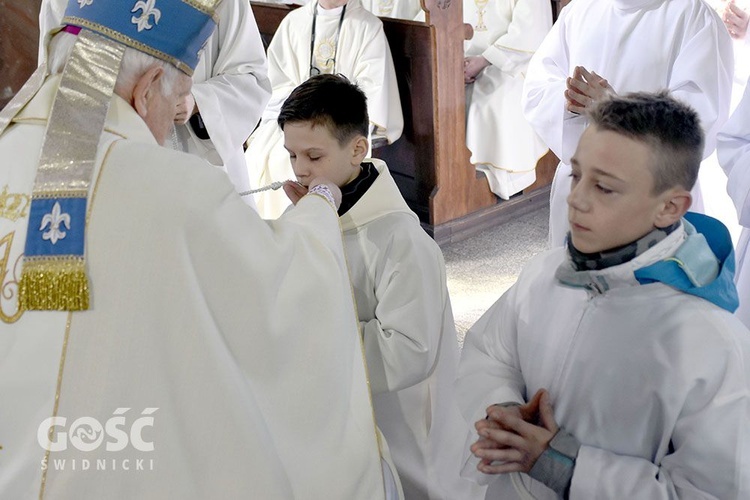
[307,184,336,209]
[529,428,580,499]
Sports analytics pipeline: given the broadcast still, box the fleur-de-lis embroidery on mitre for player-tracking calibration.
[78,0,94,7]
[39,202,71,245]
[131,0,161,32]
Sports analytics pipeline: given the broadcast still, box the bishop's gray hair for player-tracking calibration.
[46,31,182,98]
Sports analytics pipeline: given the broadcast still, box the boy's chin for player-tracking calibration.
[570,233,605,254]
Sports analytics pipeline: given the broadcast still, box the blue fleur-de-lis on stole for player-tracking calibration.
[131,0,161,32]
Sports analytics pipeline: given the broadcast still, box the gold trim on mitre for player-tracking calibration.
[63,17,194,76]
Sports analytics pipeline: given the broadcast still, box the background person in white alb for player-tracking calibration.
[523,0,733,247]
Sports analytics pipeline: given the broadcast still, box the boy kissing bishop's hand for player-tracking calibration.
[283,180,309,205]
[471,389,559,474]
[285,178,343,210]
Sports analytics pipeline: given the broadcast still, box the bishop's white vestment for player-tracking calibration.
[39,0,272,200]
[0,75,390,500]
[341,160,485,500]
[523,0,733,246]
[464,0,551,200]
[245,0,404,219]
[717,81,750,329]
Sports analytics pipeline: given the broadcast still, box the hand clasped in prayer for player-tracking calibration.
[565,65,616,115]
[471,389,559,474]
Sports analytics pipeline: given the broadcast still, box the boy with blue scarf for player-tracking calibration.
[456,92,750,499]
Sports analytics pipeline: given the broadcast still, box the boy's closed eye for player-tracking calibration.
[569,171,615,194]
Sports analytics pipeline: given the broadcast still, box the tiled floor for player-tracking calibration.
[443,205,549,343]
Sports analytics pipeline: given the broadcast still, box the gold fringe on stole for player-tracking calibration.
[19,258,90,311]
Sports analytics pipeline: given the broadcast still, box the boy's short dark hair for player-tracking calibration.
[587,91,704,194]
[278,74,369,146]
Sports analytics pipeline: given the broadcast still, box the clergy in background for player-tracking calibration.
[360,0,425,21]
[717,78,750,329]
[245,0,403,219]
[0,0,393,497]
[463,0,552,200]
[39,0,272,203]
[523,0,733,246]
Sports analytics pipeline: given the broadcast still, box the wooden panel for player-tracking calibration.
[550,0,571,21]
[252,2,299,49]
[421,0,497,225]
[0,0,41,109]
[372,20,435,223]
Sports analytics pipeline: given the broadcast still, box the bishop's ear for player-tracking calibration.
[132,65,165,119]
[654,188,692,228]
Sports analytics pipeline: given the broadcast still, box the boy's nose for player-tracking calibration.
[567,183,589,212]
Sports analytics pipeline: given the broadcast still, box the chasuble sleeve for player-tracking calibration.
[177,171,387,499]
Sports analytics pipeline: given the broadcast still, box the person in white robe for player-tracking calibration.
[0,3,395,498]
[38,0,272,200]
[245,0,403,219]
[343,159,483,500]
[717,79,750,329]
[457,92,750,499]
[463,0,551,200]
[278,74,483,499]
[523,0,733,246]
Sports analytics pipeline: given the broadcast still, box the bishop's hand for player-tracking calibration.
[174,93,197,125]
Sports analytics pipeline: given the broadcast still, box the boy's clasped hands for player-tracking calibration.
[471,389,559,474]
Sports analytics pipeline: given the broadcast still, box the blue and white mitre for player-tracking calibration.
[63,0,220,75]
[0,0,222,311]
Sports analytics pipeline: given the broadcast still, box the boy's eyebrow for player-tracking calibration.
[590,167,625,183]
[282,145,324,153]
[570,157,625,183]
